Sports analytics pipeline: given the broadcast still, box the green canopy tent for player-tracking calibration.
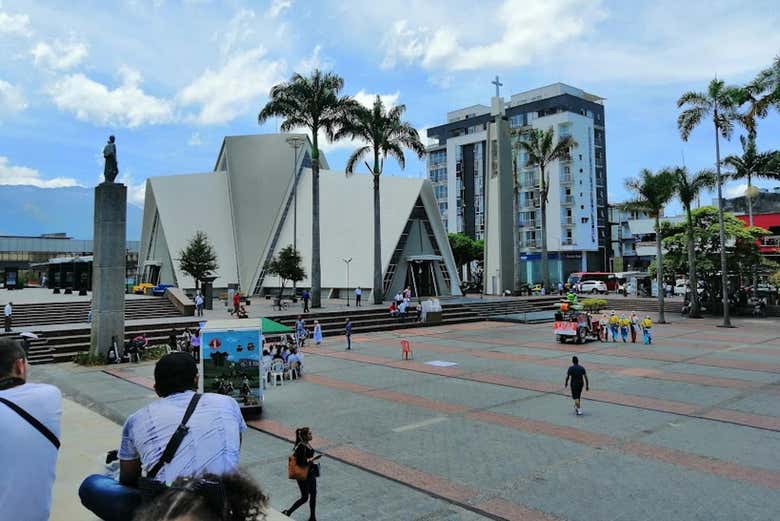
[261,317,292,334]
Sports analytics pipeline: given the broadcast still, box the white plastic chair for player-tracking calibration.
[270,360,285,387]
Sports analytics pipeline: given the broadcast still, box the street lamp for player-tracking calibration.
[343,257,352,306]
[286,136,306,292]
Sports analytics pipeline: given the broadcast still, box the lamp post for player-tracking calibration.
[286,136,306,292]
[343,257,352,306]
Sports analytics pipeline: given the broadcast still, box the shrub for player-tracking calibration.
[581,298,608,312]
[73,352,106,366]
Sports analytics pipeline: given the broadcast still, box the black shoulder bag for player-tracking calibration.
[0,396,60,450]
[137,393,202,502]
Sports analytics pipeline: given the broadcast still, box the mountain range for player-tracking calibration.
[0,185,142,240]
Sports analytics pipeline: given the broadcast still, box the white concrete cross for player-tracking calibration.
[491,75,503,97]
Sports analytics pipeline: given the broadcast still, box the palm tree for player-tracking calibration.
[258,70,357,308]
[722,135,780,227]
[336,96,425,304]
[678,78,743,327]
[517,127,577,291]
[622,169,675,323]
[742,55,780,134]
[667,167,716,318]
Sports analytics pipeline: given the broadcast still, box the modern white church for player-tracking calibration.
[137,134,462,300]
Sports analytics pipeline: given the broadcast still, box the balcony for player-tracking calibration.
[561,238,575,246]
[560,174,573,183]
[561,195,574,205]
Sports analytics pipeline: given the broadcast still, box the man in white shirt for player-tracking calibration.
[354,287,362,307]
[0,337,62,521]
[79,352,247,521]
[4,302,12,332]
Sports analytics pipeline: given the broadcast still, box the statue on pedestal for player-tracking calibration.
[103,135,118,183]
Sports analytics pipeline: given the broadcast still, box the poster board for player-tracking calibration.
[199,319,264,414]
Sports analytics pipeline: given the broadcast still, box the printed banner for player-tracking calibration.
[200,327,263,409]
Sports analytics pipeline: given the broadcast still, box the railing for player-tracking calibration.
[561,195,574,204]
[560,174,573,183]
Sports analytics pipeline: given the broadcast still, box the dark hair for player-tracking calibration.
[0,338,27,378]
[132,471,268,521]
[572,356,579,364]
[154,352,197,397]
[295,427,311,444]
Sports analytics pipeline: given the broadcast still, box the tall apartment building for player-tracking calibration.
[426,83,608,285]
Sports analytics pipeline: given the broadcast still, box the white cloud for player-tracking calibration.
[177,47,286,125]
[116,172,147,207]
[724,183,748,200]
[31,37,89,70]
[188,131,203,146]
[0,10,32,37]
[380,0,605,71]
[296,45,330,73]
[353,89,400,109]
[216,8,257,58]
[267,0,292,18]
[0,156,81,188]
[47,66,175,128]
[0,80,27,117]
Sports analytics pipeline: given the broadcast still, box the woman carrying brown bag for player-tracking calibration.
[283,427,321,520]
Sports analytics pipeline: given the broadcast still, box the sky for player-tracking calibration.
[0,0,779,216]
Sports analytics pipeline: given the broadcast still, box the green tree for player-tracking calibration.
[678,78,743,327]
[515,127,577,290]
[258,70,357,308]
[622,168,676,323]
[722,135,780,227]
[448,233,482,282]
[659,207,769,309]
[668,167,716,318]
[178,231,218,290]
[264,245,306,298]
[336,95,425,304]
[742,55,780,133]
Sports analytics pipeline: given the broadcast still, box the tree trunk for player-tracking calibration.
[748,173,757,298]
[539,165,549,291]
[686,205,701,318]
[714,115,732,326]
[655,214,666,323]
[311,134,322,308]
[372,169,383,304]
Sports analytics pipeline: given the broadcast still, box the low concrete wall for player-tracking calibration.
[166,287,195,316]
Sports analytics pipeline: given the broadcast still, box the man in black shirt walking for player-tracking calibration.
[565,356,589,416]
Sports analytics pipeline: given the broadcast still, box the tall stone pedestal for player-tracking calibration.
[90,183,127,357]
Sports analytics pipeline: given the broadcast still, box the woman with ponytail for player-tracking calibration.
[283,427,321,520]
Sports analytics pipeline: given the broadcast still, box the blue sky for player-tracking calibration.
[0,0,779,216]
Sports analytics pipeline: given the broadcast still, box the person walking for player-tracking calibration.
[232,290,241,316]
[282,427,321,521]
[168,328,178,353]
[619,315,629,343]
[295,316,306,347]
[301,289,310,313]
[641,315,653,345]
[194,292,204,317]
[4,302,12,332]
[344,318,352,350]
[313,320,322,346]
[558,281,564,296]
[608,311,619,343]
[354,287,362,307]
[564,356,589,416]
[629,312,639,343]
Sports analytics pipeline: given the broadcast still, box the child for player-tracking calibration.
[313,320,322,345]
[630,312,639,343]
[641,315,653,345]
[608,312,620,343]
[619,314,630,343]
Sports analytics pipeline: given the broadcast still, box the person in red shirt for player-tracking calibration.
[232,291,241,315]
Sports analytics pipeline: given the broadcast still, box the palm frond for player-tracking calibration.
[345,145,371,175]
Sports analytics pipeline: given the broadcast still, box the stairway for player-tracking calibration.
[7,297,185,328]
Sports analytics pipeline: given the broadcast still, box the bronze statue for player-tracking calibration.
[103,135,118,182]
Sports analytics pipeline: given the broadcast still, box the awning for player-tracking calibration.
[406,254,442,262]
[143,260,163,267]
[261,317,292,334]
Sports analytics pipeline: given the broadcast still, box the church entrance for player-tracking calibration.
[405,257,440,297]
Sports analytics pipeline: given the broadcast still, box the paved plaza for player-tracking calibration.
[37,316,780,521]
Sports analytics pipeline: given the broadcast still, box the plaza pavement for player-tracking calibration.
[34,315,780,520]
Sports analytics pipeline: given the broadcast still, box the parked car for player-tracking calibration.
[152,283,175,296]
[674,281,688,296]
[580,280,607,294]
[131,282,154,294]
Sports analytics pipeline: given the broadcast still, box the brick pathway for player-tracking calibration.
[36,315,780,521]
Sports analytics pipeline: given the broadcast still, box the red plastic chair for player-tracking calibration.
[400,339,413,360]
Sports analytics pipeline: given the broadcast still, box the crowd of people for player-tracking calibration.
[597,311,654,344]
